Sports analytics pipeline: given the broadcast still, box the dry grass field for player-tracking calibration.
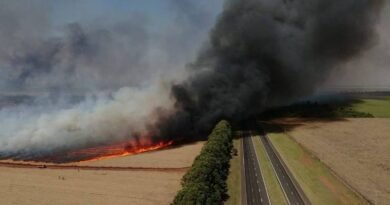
[0,142,204,205]
[0,167,182,205]
[276,118,390,204]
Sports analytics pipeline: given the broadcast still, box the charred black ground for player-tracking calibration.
[155,0,384,139]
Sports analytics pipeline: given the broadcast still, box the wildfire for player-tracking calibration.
[66,140,174,163]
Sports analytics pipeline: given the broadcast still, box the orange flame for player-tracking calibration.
[67,140,173,162]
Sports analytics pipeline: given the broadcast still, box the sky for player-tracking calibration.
[50,1,224,31]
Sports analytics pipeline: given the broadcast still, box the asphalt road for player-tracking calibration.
[242,133,271,205]
[258,134,307,205]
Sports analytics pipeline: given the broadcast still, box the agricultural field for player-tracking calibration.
[351,97,390,117]
[273,118,390,204]
[268,132,366,205]
[0,142,204,205]
[0,167,182,205]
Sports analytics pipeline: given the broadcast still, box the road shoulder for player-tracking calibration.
[226,138,242,205]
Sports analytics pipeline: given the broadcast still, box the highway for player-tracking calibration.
[242,132,271,205]
[258,134,307,205]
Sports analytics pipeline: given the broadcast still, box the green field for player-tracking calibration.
[268,133,367,205]
[251,136,288,205]
[225,139,242,205]
[352,97,390,117]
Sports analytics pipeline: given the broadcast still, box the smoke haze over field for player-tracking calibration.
[0,0,223,160]
[0,0,387,161]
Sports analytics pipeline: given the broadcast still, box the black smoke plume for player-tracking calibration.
[156,0,384,139]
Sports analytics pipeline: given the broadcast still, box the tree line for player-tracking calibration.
[172,120,233,205]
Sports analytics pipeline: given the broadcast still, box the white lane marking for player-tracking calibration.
[251,136,272,205]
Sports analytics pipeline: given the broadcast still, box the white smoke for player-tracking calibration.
[0,0,224,160]
[0,84,174,156]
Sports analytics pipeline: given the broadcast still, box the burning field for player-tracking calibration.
[69,140,174,163]
[0,141,204,205]
[0,0,389,204]
[39,139,173,163]
[0,131,174,163]
[0,0,387,164]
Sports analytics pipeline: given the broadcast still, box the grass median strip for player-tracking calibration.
[268,133,367,205]
[225,138,242,205]
[251,136,288,205]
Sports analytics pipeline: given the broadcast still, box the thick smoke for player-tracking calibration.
[156,0,385,138]
[0,0,386,162]
[0,86,173,161]
[324,2,390,90]
[0,1,221,161]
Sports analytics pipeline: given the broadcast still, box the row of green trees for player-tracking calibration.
[172,120,233,205]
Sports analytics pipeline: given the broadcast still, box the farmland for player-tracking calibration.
[352,97,390,117]
[0,142,204,205]
[273,118,390,204]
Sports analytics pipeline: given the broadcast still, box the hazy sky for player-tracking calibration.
[0,0,388,93]
[50,1,224,31]
[0,0,225,93]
